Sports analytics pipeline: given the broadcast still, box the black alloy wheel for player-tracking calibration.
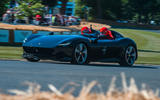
[72,43,88,64]
[26,56,40,62]
[119,45,137,66]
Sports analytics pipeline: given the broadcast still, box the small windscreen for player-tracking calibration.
[111,30,124,38]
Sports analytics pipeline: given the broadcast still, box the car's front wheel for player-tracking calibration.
[26,56,40,62]
[119,45,137,66]
[71,43,89,64]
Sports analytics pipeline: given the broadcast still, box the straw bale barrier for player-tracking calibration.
[0,73,159,100]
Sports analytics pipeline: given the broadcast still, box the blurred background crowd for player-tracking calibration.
[2,9,81,26]
[0,0,81,26]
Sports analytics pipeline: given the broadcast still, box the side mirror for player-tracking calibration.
[94,38,98,43]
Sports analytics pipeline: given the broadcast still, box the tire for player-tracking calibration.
[119,45,137,66]
[26,56,40,62]
[71,43,89,64]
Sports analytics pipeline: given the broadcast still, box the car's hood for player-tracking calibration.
[23,35,82,48]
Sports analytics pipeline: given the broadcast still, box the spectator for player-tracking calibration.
[52,15,56,25]
[2,13,9,23]
[35,14,42,25]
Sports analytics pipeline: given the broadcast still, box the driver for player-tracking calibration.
[100,27,114,39]
[81,26,92,35]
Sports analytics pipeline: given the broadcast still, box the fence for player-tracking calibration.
[0,29,81,45]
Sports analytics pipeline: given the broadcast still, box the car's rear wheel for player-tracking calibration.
[71,43,88,64]
[119,45,137,66]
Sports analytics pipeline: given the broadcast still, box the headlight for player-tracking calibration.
[58,42,71,46]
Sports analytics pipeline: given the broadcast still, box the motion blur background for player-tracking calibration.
[1,0,160,25]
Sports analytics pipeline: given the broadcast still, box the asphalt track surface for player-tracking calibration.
[0,60,160,95]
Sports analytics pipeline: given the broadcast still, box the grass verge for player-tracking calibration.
[0,46,23,60]
[112,28,160,65]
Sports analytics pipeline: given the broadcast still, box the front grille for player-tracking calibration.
[23,47,53,55]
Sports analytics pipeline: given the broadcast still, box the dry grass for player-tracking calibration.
[0,73,159,100]
[68,21,111,31]
[0,23,70,32]
[0,22,110,33]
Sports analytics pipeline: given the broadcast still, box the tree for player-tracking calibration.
[0,0,9,17]
[59,0,68,15]
[75,0,91,19]
[15,0,44,23]
[75,0,83,17]
[42,0,57,14]
[42,0,57,7]
[102,0,123,20]
[127,0,160,23]
[120,0,135,20]
[10,0,16,8]
[97,0,102,19]
[79,0,123,20]
[75,0,160,24]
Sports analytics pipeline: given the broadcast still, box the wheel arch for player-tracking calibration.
[118,38,138,61]
[71,38,90,48]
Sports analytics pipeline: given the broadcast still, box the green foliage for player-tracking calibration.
[76,0,124,20]
[76,0,160,24]
[0,0,9,17]
[75,0,86,18]
[104,10,117,20]
[42,0,57,7]
[15,0,44,20]
[127,0,158,23]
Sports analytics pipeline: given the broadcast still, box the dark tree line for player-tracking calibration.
[0,0,9,17]
[76,0,160,24]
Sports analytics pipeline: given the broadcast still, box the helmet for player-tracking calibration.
[81,26,91,34]
[100,27,108,33]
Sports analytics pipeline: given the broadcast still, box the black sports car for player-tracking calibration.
[22,30,138,66]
